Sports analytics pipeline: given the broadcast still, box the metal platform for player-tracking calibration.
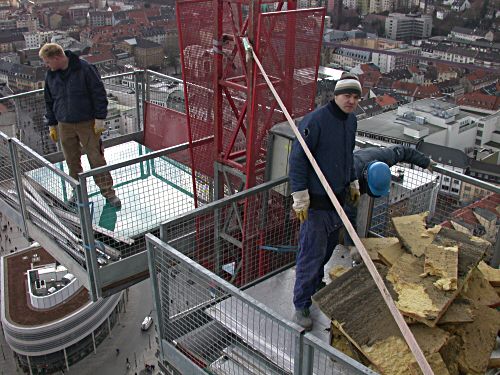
[26,141,195,240]
[205,245,355,374]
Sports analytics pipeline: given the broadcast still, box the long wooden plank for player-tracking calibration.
[251,48,434,375]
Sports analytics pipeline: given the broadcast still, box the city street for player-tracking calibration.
[0,278,159,375]
[70,279,158,375]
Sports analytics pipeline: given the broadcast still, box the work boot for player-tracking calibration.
[294,307,313,331]
[107,195,122,209]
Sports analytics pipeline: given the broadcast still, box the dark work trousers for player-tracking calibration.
[58,120,116,199]
[342,202,357,247]
[293,209,341,310]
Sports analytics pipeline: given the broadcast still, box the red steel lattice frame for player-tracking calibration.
[177,0,325,284]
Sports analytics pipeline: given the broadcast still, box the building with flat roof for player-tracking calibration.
[357,97,481,152]
[385,13,432,41]
[1,246,125,374]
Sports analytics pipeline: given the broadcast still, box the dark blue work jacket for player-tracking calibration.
[44,51,108,126]
[289,100,357,210]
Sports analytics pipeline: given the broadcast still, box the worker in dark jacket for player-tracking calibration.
[344,145,435,260]
[288,73,361,330]
[40,43,121,208]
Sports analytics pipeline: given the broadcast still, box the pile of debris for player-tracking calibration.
[313,212,500,375]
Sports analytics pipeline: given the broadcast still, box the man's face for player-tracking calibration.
[334,93,360,113]
[42,55,66,71]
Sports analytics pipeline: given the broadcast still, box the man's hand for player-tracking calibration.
[349,180,360,206]
[427,159,437,172]
[94,119,106,136]
[292,189,309,223]
[49,126,58,142]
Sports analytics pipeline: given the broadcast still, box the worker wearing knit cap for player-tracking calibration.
[288,72,361,330]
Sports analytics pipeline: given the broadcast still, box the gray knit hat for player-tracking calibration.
[334,73,362,96]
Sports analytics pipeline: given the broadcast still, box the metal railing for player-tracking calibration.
[0,70,192,300]
[146,177,376,373]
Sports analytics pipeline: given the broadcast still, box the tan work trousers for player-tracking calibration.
[58,120,116,199]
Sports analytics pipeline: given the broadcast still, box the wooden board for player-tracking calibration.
[477,261,500,287]
[440,305,500,375]
[361,237,404,266]
[424,244,458,291]
[387,232,484,327]
[408,353,450,375]
[437,298,474,324]
[313,265,450,375]
[461,268,500,307]
[391,212,440,257]
[328,265,349,280]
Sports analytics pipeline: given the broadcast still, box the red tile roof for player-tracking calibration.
[441,193,500,230]
[375,94,397,107]
[457,92,500,111]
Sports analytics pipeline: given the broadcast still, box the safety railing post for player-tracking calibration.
[301,338,314,375]
[77,177,100,301]
[8,140,30,239]
[146,237,166,356]
[144,70,150,103]
[134,70,142,131]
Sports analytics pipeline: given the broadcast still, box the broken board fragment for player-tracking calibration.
[361,237,404,266]
[424,244,458,291]
[387,236,483,327]
[328,265,349,281]
[440,304,500,375]
[437,298,474,324]
[477,261,500,287]
[391,212,440,257]
[460,267,500,307]
[408,352,450,375]
[313,265,450,375]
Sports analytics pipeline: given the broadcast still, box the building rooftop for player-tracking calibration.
[357,110,444,143]
[417,142,469,168]
[2,247,89,326]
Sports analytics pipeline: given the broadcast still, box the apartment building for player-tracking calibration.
[385,13,432,41]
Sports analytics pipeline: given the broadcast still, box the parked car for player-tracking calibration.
[141,316,153,331]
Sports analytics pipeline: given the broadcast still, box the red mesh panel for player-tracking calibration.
[249,8,325,184]
[143,103,189,150]
[177,0,217,204]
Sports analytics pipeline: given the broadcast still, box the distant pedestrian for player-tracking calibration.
[126,357,129,364]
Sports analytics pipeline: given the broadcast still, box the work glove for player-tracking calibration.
[427,159,437,172]
[94,119,106,136]
[49,126,58,142]
[292,189,309,224]
[349,180,360,206]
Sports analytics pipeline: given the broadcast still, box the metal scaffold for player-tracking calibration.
[177,0,325,284]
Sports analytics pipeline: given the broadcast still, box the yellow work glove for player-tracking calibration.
[292,189,309,224]
[94,119,106,136]
[49,126,58,142]
[349,180,360,206]
[427,159,437,172]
